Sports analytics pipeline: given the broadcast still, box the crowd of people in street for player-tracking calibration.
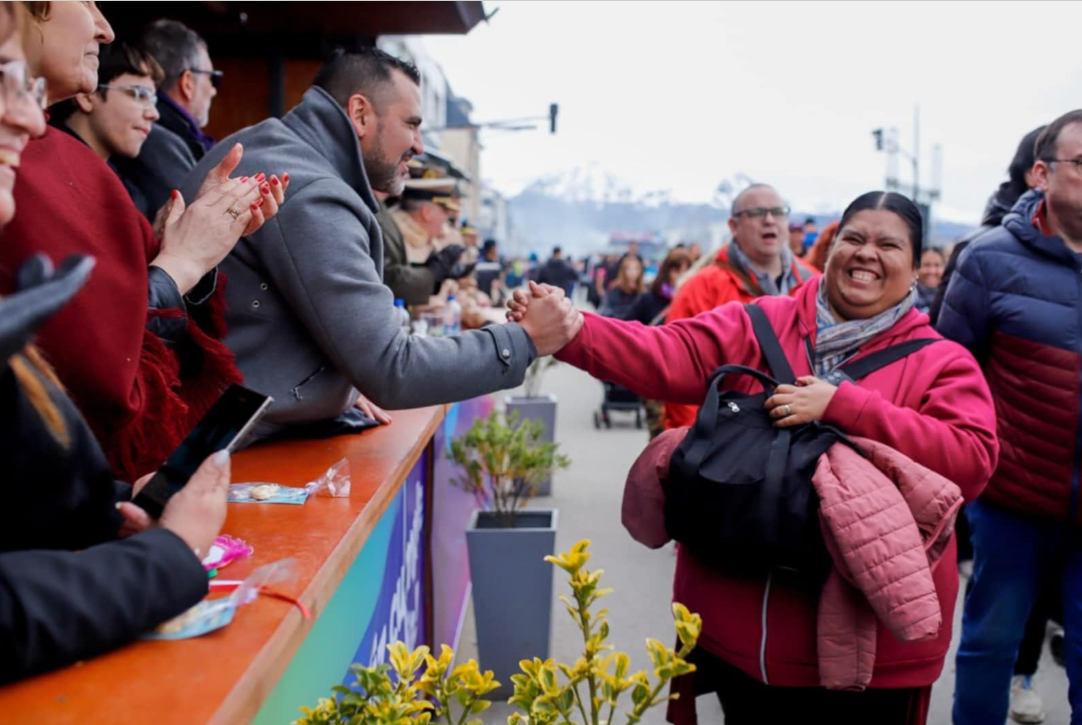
[506,114,1082,725]
[4,3,1082,725]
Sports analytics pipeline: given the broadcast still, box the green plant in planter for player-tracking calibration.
[293,540,700,725]
[449,408,570,528]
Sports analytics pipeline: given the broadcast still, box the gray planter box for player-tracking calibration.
[466,508,558,697]
[506,395,557,496]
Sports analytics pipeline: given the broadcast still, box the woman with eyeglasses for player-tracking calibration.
[0,1,229,683]
[113,18,222,219]
[48,40,162,217]
[510,191,998,725]
[0,1,289,482]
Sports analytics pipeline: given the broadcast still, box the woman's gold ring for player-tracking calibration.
[226,206,242,220]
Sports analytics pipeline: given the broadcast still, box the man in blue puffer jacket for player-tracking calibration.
[940,109,1082,725]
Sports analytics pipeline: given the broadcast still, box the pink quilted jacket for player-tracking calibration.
[813,436,961,690]
[622,431,962,692]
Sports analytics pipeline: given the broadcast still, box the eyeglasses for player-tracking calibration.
[1045,158,1082,170]
[732,206,790,219]
[188,68,223,89]
[98,84,158,108]
[0,60,47,111]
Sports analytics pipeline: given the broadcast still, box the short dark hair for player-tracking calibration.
[49,41,163,125]
[313,47,421,111]
[1034,110,1082,164]
[141,19,207,91]
[100,40,164,87]
[837,191,923,268]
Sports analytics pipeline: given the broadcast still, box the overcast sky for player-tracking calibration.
[422,1,1081,222]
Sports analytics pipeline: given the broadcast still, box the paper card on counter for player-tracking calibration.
[142,601,237,640]
[228,483,309,505]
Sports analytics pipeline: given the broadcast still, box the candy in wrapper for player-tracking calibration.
[304,458,351,498]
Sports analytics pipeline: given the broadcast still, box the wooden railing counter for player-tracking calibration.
[0,405,446,725]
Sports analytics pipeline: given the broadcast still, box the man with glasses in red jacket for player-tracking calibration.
[662,183,817,430]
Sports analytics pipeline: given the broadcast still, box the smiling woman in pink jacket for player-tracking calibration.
[510,191,999,725]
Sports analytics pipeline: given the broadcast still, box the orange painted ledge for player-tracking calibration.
[0,404,447,725]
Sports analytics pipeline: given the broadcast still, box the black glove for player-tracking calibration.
[2,254,95,363]
[424,245,476,282]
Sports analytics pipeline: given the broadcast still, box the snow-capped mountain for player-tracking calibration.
[504,166,976,257]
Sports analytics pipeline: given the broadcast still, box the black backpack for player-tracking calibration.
[664,303,937,579]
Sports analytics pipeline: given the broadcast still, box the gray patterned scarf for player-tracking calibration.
[727,241,801,296]
[813,280,916,376]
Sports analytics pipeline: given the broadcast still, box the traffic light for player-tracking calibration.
[549,103,559,134]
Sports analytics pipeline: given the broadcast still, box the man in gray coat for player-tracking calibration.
[182,48,579,439]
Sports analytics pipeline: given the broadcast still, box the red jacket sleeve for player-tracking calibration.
[821,345,998,502]
[556,303,760,404]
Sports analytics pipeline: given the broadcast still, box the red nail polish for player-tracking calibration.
[239,176,248,182]
[282,173,289,182]
[250,201,259,211]
[171,189,180,200]
[255,173,266,182]
[261,183,270,194]
[271,176,279,186]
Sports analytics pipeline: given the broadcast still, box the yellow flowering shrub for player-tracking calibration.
[295,540,701,725]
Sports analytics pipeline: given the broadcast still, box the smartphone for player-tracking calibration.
[132,385,273,519]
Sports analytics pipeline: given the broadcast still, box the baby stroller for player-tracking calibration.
[593,380,644,429]
[593,294,646,429]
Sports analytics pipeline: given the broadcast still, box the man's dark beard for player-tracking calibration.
[364,129,407,195]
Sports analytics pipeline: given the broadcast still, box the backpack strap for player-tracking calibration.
[761,427,792,546]
[744,303,796,384]
[824,338,940,385]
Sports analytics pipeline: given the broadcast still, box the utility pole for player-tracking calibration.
[872,105,930,201]
[872,104,942,243]
[912,105,920,203]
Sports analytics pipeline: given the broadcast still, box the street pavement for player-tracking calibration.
[458,361,1070,725]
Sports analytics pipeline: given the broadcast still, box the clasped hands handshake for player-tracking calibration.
[505,281,584,356]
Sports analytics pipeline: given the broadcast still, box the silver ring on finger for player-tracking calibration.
[781,404,792,418]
